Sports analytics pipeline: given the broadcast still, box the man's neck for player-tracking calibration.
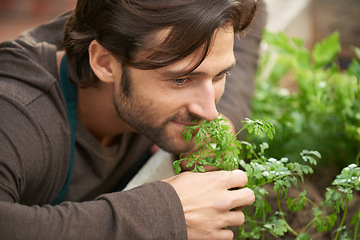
[56,51,135,147]
[77,84,135,147]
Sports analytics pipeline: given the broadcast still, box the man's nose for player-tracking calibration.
[187,81,219,121]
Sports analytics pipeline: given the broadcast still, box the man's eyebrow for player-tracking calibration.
[216,61,236,75]
[161,60,236,78]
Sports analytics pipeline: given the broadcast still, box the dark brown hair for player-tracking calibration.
[63,0,258,87]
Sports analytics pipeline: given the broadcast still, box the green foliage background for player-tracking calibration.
[250,30,360,170]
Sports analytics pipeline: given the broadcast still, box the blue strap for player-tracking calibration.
[51,55,77,205]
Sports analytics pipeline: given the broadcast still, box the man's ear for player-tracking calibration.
[88,40,120,83]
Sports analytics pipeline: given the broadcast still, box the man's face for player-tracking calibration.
[113,26,235,155]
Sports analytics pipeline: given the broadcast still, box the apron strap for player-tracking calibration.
[51,55,77,205]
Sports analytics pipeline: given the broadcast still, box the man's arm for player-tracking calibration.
[0,182,187,239]
[0,96,187,239]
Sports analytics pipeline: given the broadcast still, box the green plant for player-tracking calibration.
[173,116,360,239]
[251,30,360,170]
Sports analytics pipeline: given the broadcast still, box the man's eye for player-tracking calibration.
[172,78,190,86]
[214,72,230,80]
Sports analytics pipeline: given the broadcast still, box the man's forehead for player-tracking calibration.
[145,24,232,53]
[135,24,234,76]
[156,26,235,78]
[155,50,207,78]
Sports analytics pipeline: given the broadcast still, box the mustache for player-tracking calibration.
[169,110,204,126]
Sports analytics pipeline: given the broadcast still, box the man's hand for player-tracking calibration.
[163,170,254,240]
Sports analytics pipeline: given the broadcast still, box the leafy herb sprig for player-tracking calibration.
[173,116,242,174]
[173,116,275,174]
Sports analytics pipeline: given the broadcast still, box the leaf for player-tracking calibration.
[287,198,296,212]
[352,46,360,60]
[197,165,205,173]
[312,31,341,67]
[300,150,320,165]
[296,232,311,240]
[350,210,360,225]
[173,160,182,175]
[241,118,275,139]
[326,213,337,231]
[271,219,288,236]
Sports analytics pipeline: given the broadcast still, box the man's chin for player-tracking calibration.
[150,121,196,155]
[160,144,194,156]
[155,138,195,156]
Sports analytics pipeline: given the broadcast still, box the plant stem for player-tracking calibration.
[353,211,360,240]
[299,218,316,235]
[277,190,298,237]
[262,198,266,240]
[298,197,320,235]
[304,197,318,208]
[334,198,349,240]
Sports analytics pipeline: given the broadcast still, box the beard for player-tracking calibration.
[112,68,200,155]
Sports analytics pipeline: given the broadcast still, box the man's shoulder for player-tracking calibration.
[19,11,71,49]
[0,10,69,107]
[0,38,59,107]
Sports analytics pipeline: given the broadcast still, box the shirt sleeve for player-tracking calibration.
[0,181,187,240]
[216,0,267,139]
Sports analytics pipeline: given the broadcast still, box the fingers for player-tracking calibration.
[228,187,255,210]
[223,169,248,189]
[188,229,234,240]
[224,170,254,210]
[215,229,234,240]
[164,170,254,240]
[223,210,246,228]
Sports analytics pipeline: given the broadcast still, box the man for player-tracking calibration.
[0,0,266,239]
